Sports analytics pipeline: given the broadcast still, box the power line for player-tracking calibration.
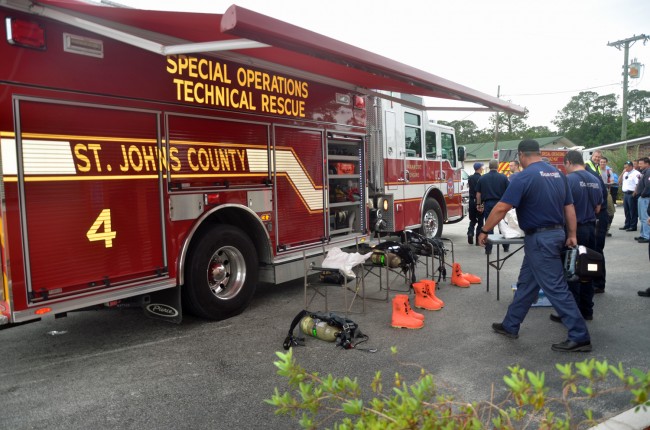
[502,83,620,97]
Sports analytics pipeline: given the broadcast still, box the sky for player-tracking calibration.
[101,0,649,131]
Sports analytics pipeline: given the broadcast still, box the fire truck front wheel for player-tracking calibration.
[183,224,258,320]
[420,198,443,239]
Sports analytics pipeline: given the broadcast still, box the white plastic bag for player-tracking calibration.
[498,209,524,238]
[321,247,372,278]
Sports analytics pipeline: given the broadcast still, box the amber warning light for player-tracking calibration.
[6,17,46,50]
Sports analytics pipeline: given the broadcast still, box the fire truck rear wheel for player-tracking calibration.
[183,224,258,320]
[420,198,443,239]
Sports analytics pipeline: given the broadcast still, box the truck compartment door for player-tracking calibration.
[7,99,165,302]
[273,126,326,250]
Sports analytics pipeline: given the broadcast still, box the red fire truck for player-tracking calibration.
[366,92,468,239]
[0,0,524,327]
[498,149,569,174]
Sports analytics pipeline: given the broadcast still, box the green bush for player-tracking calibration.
[266,348,649,430]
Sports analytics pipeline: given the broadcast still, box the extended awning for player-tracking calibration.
[2,0,526,114]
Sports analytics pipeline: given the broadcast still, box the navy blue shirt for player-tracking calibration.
[500,161,573,231]
[568,170,603,224]
[476,170,509,201]
[468,172,481,200]
[585,166,609,203]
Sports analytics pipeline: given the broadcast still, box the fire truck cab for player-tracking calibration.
[367,93,467,240]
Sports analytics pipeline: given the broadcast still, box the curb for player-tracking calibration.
[591,406,650,430]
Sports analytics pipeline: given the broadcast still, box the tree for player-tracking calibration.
[524,126,553,138]
[439,119,481,144]
[553,91,605,133]
[488,108,529,137]
[551,92,625,147]
[627,89,650,122]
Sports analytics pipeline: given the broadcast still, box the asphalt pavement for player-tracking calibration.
[1,208,649,429]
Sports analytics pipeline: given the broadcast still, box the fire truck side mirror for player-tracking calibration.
[458,146,466,162]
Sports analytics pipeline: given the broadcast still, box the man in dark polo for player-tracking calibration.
[552,151,603,322]
[478,139,591,353]
[467,162,484,245]
[476,159,509,254]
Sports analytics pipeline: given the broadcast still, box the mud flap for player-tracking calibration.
[143,285,183,324]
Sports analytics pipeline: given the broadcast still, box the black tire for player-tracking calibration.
[182,224,258,320]
[420,198,443,239]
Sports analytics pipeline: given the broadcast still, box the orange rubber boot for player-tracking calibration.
[451,263,471,287]
[391,295,424,329]
[462,272,482,284]
[412,282,443,311]
[455,262,482,284]
[420,279,444,307]
[404,298,425,321]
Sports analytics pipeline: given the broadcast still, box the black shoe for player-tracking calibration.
[626,228,637,232]
[492,323,518,339]
[551,340,592,352]
[485,249,491,255]
[619,227,629,230]
[593,287,604,294]
[468,235,474,245]
[638,288,650,297]
[606,232,612,237]
[552,313,591,322]
[638,238,649,243]
[503,247,510,253]
[634,236,642,240]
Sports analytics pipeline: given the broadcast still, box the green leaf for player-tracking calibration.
[342,399,363,415]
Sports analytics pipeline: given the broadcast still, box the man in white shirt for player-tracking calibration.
[619,161,641,232]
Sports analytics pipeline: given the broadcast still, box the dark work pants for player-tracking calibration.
[502,229,589,342]
[623,192,637,229]
[593,210,608,291]
[467,198,483,239]
[483,201,509,254]
[610,187,618,205]
[567,223,596,318]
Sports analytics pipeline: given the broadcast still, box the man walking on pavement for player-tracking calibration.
[467,162,484,245]
[476,159,510,255]
[620,161,641,232]
[635,157,650,244]
[478,139,591,352]
[551,151,603,322]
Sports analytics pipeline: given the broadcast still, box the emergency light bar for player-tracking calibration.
[5,17,45,49]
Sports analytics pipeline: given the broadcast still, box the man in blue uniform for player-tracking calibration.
[476,159,510,254]
[478,139,591,352]
[467,162,484,245]
[585,153,610,294]
[550,151,603,322]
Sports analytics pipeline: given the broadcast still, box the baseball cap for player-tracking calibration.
[518,139,540,152]
[473,162,483,170]
[624,161,633,166]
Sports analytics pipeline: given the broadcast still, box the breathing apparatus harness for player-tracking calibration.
[402,230,448,282]
[283,309,374,352]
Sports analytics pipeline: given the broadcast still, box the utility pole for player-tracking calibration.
[493,85,500,152]
[607,34,649,141]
